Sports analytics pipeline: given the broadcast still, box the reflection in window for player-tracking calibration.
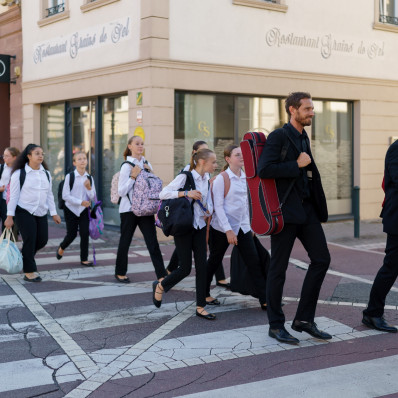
[46,0,65,17]
[312,101,353,215]
[379,0,398,25]
[41,103,65,209]
[102,95,129,225]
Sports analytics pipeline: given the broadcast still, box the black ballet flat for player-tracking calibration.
[152,281,162,308]
[56,247,63,260]
[114,275,130,283]
[216,281,230,289]
[81,261,94,267]
[206,298,221,306]
[261,303,267,311]
[23,275,42,283]
[196,310,216,320]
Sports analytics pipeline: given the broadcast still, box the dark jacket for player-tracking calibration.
[381,140,398,234]
[257,123,328,224]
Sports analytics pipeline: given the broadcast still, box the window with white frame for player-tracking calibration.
[233,0,287,12]
[46,0,65,17]
[379,0,398,25]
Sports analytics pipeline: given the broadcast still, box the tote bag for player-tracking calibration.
[0,229,23,274]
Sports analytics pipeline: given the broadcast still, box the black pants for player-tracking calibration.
[60,207,89,261]
[167,247,226,281]
[115,212,166,279]
[15,206,48,273]
[267,202,330,329]
[206,227,267,304]
[161,227,207,308]
[364,233,398,317]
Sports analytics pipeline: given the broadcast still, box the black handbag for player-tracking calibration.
[157,171,196,237]
[230,235,270,298]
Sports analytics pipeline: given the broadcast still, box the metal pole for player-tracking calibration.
[353,186,360,238]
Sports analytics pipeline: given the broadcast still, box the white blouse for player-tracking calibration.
[0,164,11,200]
[7,164,57,217]
[210,167,251,235]
[62,169,96,216]
[159,169,213,230]
[118,156,153,214]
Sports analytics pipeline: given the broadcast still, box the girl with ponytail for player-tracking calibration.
[5,144,61,282]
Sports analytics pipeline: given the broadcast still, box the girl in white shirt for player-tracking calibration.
[115,136,167,283]
[206,145,268,309]
[5,144,61,282]
[57,152,96,266]
[0,147,20,231]
[154,148,218,320]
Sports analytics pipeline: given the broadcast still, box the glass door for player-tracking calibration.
[70,100,96,175]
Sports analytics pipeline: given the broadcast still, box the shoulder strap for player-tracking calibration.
[69,171,75,191]
[0,164,4,180]
[121,161,135,169]
[44,170,50,183]
[283,129,302,156]
[180,171,196,191]
[220,171,230,197]
[88,175,93,185]
[19,168,26,190]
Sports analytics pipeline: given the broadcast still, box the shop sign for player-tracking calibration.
[265,27,384,60]
[136,110,142,124]
[136,92,143,105]
[33,17,131,64]
[134,126,145,141]
[0,54,11,83]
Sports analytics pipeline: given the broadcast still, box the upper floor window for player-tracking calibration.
[38,0,69,27]
[379,0,398,25]
[46,0,65,17]
[233,0,287,12]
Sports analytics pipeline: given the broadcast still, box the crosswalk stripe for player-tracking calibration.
[175,354,398,398]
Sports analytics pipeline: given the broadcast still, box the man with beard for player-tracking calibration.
[257,92,331,344]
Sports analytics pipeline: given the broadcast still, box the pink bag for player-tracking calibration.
[131,170,162,217]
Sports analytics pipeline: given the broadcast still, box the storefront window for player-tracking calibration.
[102,95,129,225]
[312,101,353,215]
[41,103,65,209]
[175,92,353,217]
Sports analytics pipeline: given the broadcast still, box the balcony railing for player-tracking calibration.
[46,3,65,17]
[379,14,398,25]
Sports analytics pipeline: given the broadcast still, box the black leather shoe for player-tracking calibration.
[114,275,130,284]
[56,247,63,260]
[269,328,299,345]
[362,315,397,333]
[196,310,216,320]
[292,320,332,340]
[206,298,220,306]
[152,281,162,308]
[260,303,267,311]
[81,261,94,267]
[216,281,230,289]
[23,275,42,283]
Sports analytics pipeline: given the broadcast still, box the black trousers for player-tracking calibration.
[115,212,166,279]
[206,227,267,304]
[364,233,398,317]
[167,247,226,281]
[161,227,207,308]
[267,202,330,329]
[15,206,48,273]
[60,207,89,261]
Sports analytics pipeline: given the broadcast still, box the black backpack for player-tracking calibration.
[58,172,93,210]
[19,167,50,188]
[0,164,4,181]
[157,171,196,237]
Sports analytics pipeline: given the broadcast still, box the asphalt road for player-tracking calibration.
[1,220,398,398]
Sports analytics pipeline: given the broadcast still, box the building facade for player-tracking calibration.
[0,2,22,151]
[20,0,398,224]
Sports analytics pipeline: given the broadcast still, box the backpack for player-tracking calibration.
[131,169,163,217]
[58,172,93,210]
[110,161,136,205]
[156,171,196,237]
[88,198,104,240]
[6,167,50,205]
[0,164,4,181]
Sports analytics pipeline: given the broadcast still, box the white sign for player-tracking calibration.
[33,16,131,64]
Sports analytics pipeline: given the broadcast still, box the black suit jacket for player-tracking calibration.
[257,124,328,224]
[381,140,398,234]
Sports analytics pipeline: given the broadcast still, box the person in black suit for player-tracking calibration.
[257,92,331,344]
[362,142,398,333]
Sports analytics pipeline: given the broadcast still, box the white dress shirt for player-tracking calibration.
[7,164,57,217]
[0,164,11,200]
[118,156,153,214]
[211,167,251,235]
[159,169,212,230]
[62,169,96,217]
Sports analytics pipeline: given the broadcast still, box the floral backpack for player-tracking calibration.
[131,169,163,216]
